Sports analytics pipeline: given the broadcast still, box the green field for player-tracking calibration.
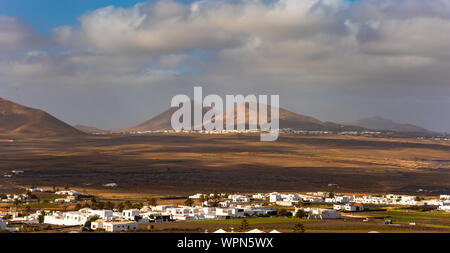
[189,217,315,225]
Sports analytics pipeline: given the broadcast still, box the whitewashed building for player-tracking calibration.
[296,208,341,219]
[440,195,450,200]
[122,209,140,221]
[88,210,114,220]
[91,219,138,232]
[44,211,91,226]
[269,192,282,203]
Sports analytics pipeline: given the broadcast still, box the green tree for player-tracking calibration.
[117,202,125,211]
[199,195,206,203]
[328,187,334,198]
[213,190,219,200]
[132,202,144,209]
[84,215,100,228]
[293,222,305,233]
[38,211,46,223]
[239,219,250,232]
[295,209,307,218]
[13,199,20,209]
[105,201,115,210]
[93,201,105,209]
[210,199,219,207]
[184,198,194,206]
[277,208,289,217]
[124,200,133,209]
[147,198,157,206]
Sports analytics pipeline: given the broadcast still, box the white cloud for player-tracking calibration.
[44,0,450,90]
[2,0,450,131]
[0,15,47,51]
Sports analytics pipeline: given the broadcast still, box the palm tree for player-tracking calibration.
[239,219,250,232]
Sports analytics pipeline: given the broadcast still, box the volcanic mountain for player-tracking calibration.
[0,97,84,137]
[117,101,211,132]
[350,116,429,133]
[202,103,365,131]
[118,101,363,132]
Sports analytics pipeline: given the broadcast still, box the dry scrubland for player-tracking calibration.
[0,133,449,194]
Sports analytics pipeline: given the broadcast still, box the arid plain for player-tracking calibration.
[1,133,449,195]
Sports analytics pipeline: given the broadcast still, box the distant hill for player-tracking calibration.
[0,97,84,137]
[117,101,364,132]
[74,125,107,134]
[116,101,211,132]
[218,104,366,131]
[350,116,429,133]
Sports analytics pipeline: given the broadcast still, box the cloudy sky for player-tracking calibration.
[0,0,449,132]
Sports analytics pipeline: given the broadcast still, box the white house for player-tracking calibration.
[424,199,443,206]
[334,203,364,212]
[228,194,250,203]
[189,193,203,199]
[44,211,91,226]
[269,192,282,203]
[281,194,301,202]
[0,216,18,232]
[333,204,343,211]
[242,207,276,216]
[91,219,138,232]
[219,200,239,207]
[252,193,266,200]
[88,210,114,220]
[55,190,82,196]
[151,205,174,212]
[299,208,341,219]
[276,200,295,207]
[122,209,140,221]
[440,195,450,200]
[11,212,40,224]
[336,196,353,203]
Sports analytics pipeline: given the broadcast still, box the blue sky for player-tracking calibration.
[0,0,150,34]
[0,0,357,35]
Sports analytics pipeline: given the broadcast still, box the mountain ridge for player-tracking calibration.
[349,116,430,133]
[118,101,365,132]
[0,97,84,137]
